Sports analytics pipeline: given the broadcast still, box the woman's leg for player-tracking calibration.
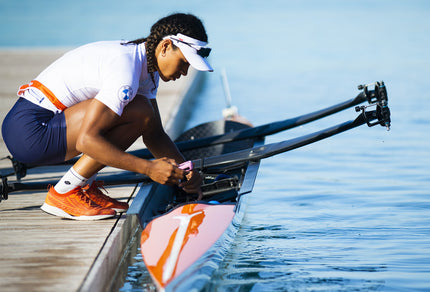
[63,95,155,177]
[1,98,68,166]
[41,96,154,219]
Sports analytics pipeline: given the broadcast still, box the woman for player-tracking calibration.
[1,13,213,220]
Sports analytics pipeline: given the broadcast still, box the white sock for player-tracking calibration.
[86,174,97,187]
[54,167,88,194]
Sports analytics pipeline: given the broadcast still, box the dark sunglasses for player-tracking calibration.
[172,37,212,58]
[197,47,211,58]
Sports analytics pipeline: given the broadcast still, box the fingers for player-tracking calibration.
[148,159,203,199]
[179,170,203,195]
[148,158,185,185]
[196,189,203,200]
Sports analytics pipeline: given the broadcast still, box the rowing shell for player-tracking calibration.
[128,120,263,291]
[140,203,235,289]
[126,89,391,290]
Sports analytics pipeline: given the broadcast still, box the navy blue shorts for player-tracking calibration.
[2,98,67,166]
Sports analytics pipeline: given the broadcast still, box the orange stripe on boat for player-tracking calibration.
[18,80,67,111]
[141,203,235,289]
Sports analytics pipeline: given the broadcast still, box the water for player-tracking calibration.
[2,0,429,291]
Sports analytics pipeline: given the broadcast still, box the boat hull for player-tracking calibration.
[128,120,263,291]
[141,203,235,290]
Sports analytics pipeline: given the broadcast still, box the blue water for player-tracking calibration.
[2,1,429,291]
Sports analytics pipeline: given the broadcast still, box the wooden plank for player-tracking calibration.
[0,185,134,292]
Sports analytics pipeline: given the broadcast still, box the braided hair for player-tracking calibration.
[125,13,208,87]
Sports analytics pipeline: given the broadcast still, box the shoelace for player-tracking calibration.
[87,181,112,201]
[75,189,99,208]
[91,181,108,193]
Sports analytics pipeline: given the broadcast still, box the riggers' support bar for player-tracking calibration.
[1,82,376,181]
[0,171,151,202]
[129,91,368,158]
[132,80,387,157]
[192,108,383,171]
[0,100,391,201]
[0,80,390,200]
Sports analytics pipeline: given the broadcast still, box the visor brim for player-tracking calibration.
[176,42,213,72]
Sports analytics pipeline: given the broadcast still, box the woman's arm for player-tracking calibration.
[142,98,186,162]
[74,98,185,185]
[144,98,203,195]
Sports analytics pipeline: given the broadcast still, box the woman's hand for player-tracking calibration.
[146,157,185,185]
[179,170,203,199]
[146,158,203,199]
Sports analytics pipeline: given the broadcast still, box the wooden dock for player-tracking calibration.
[0,49,203,292]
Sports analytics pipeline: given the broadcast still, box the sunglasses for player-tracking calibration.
[197,47,211,58]
[170,36,212,58]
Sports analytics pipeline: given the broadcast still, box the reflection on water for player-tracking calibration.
[119,250,156,292]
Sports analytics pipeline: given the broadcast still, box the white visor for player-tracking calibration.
[163,33,213,72]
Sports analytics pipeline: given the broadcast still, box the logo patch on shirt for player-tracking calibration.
[118,85,133,102]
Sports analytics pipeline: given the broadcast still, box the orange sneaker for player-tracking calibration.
[41,186,116,220]
[83,181,129,212]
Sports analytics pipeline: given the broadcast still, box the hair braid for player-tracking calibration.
[124,13,208,88]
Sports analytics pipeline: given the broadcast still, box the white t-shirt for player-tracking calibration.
[20,41,159,116]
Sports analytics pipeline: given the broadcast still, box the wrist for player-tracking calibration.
[139,159,153,176]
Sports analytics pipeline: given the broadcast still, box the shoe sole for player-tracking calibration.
[41,203,116,221]
[112,207,128,213]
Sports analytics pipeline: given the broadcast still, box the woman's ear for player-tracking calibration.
[160,39,172,57]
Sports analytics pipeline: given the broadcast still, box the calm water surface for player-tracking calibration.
[2,1,429,291]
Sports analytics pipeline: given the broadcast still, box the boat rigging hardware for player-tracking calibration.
[0,156,27,182]
[0,81,385,183]
[355,103,390,130]
[356,81,391,130]
[0,154,27,202]
[0,81,392,204]
[1,176,7,202]
[171,175,240,207]
[200,175,239,197]
[358,81,387,104]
